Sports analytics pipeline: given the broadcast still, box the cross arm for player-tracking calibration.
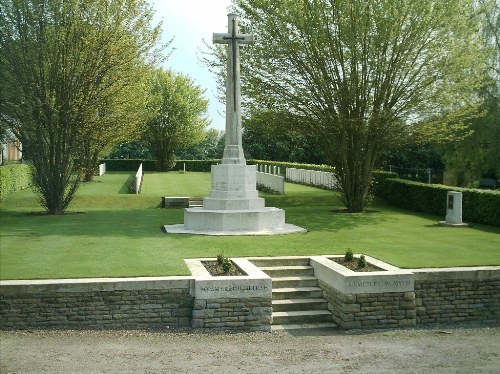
[213,33,255,44]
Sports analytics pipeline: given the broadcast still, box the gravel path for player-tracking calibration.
[1,326,499,373]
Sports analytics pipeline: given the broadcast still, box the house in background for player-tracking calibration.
[0,130,22,164]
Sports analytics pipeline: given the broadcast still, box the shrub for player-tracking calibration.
[358,254,367,269]
[217,253,232,273]
[344,249,354,262]
[0,163,31,200]
[100,159,220,172]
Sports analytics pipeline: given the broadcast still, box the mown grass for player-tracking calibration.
[0,171,499,280]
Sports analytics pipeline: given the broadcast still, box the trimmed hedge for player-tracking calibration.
[248,160,334,175]
[99,159,221,172]
[0,164,32,200]
[376,177,500,226]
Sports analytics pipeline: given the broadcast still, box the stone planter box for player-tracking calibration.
[184,258,273,331]
[312,255,414,294]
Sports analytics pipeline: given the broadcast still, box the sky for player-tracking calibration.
[147,0,233,131]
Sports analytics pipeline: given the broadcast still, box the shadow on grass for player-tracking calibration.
[118,175,136,194]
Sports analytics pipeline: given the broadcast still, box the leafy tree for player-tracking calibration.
[107,141,153,160]
[143,69,210,171]
[176,128,225,160]
[442,0,500,186]
[0,0,161,214]
[210,0,487,212]
[243,110,325,163]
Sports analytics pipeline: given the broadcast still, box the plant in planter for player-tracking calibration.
[358,254,367,269]
[344,249,354,262]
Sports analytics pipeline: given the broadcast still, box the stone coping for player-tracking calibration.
[0,276,192,294]
[411,266,500,280]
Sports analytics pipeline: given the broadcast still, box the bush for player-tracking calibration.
[375,177,500,226]
[0,163,31,200]
[248,160,334,175]
[100,159,220,172]
[358,254,367,269]
[344,249,354,262]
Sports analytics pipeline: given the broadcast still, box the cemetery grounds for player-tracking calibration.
[1,171,499,372]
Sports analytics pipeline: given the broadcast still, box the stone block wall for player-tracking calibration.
[414,269,500,325]
[319,280,416,329]
[192,297,272,332]
[0,278,193,330]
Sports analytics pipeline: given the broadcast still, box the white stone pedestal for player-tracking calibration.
[439,191,469,227]
[164,164,306,235]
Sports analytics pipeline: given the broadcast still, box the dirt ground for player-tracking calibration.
[1,325,499,373]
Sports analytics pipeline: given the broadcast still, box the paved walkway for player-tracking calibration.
[1,326,499,373]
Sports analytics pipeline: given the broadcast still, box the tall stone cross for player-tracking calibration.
[213,13,254,164]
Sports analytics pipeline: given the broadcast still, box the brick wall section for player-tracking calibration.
[192,297,272,332]
[0,278,193,330]
[319,280,416,329]
[414,270,500,325]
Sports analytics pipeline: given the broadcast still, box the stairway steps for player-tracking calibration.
[272,310,333,325]
[272,287,324,300]
[260,265,314,277]
[272,276,318,288]
[253,257,336,329]
[272,298,328,312]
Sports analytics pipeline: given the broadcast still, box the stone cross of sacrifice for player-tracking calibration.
[213,14,254,164]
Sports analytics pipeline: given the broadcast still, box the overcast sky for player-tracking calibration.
[147,0,233,131]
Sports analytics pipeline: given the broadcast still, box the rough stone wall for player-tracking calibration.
[0,280,193,330]
[192,297,272,332]
[415,278,500,325]
[319,280,416,329]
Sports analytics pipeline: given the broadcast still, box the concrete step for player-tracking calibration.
[188,197,203,208]
[272,298,328,312]
[260,265,314,277]
[272,310,333,325]
[272,322,338,331]
[272,287,324,300]
[272,276,318,288]
[249,257,310,267]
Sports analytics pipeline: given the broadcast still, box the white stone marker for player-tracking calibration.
[439,191,468,227]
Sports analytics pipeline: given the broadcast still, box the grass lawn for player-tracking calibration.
[0,171,499,280]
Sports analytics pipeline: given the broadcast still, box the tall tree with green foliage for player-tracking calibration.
[0,0,161,214]
[442,0,500,186]
[143,69,210,171]
[211,0,487,212]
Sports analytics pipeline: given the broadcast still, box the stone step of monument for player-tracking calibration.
[188,197,204,208]
[272,310,333,325]
[272,287,324,300]
[249,256,310,267]
[271,322,338,332]
[272,298,328,312]
[260,265,314,277]
[272,276,318,288]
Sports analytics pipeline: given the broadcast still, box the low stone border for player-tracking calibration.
[1,258,498,331]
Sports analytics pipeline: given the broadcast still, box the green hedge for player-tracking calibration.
[0,164,32,200]
[376,177,500,226]
[99,159,220,172]
[248,160,334,175]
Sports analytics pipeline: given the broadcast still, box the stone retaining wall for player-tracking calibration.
[413,268,500,325]
[319,280,416,329]
[192,298,272,332]
[0,277,193,330]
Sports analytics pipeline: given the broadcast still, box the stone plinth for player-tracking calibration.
[164,164,306,235]
[439,191,469,227]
